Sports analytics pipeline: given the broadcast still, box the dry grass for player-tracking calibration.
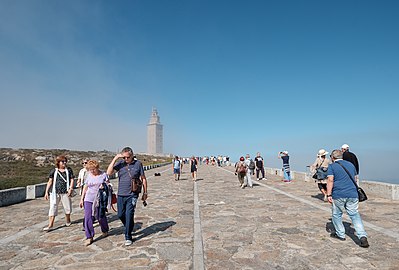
[0,148,172,190]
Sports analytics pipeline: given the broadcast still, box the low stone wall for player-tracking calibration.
[0,187,26,207]
[265,167,399,201]
[361,180,399,201]
[0,162,171,207]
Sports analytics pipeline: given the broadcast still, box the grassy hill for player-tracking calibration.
[0,148,172,190]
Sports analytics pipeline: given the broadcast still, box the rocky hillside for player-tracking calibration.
[0,148,171,190]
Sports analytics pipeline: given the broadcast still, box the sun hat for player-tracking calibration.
[317,149,329,157]
[341,144,350,149]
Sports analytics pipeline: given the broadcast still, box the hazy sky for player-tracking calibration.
[1,1,398,183]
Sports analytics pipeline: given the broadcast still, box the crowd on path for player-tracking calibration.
[41,143,369,249]
[232,143,368,248]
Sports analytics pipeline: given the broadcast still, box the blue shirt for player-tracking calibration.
[327,160,358,199]
[114,160,145,196]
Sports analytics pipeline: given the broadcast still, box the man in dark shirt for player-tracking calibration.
[254,152,266,180]
[341,144,359,175]
[107,147,147,246]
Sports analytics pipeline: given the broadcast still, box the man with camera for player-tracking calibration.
[107,147,148,246]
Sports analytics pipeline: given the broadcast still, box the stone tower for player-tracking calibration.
[147,108,163,154]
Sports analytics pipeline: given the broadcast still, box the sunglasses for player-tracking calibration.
[123,156,132,160]
[60,160,67,164]
[82,162,87,165]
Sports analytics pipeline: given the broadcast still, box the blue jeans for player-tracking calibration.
[117,194,139,240]
[283,169,291,181]
[332,197,367,239]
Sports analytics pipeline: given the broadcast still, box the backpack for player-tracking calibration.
[237,162,247,174]
[249,159,255,170]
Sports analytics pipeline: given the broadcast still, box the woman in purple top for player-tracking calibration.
[79,160,110,246]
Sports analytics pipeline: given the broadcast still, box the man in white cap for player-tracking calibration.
[341,144,359,175]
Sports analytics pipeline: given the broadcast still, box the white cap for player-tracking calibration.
[341,144,350,149]
[283,151,289,155]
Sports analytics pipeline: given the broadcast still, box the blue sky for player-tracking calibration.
[1,1,398,183]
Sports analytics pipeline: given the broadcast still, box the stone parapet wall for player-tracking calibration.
[0,162,171,207]
[265,167,399,201]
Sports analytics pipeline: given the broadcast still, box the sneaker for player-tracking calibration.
[65,222,72,227]
[330,232,346,241]
[359,237,369,248]
[42,226,52,232]
[125,240,133,246]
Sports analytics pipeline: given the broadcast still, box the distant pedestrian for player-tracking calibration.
[244,154,254,188]
[310,149,331,202]
[106,147,148,246]
[254,152,266,180]
[326,149,369,248]
[278,151,291,182]
[43,155,75,231]
[190,156,198,181]
[77,159,88,195]
[235,156,248,189]
[79,160,110,246]
[172,156,181,181]
[341,144,360,184]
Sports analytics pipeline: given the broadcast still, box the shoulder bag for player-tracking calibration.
[336,162,368,202]
[126,163,142,194]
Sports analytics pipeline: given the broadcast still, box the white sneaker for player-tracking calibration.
[125,240,133,246]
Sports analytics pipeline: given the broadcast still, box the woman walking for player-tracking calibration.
[310,149,331,202]
[190,156,198,181]
[79,160,110,246]
[43,155,74,231]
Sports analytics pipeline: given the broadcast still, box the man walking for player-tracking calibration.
[326,149,369,248]
[244,154,254,188]
[254,152,266,180]
[173,156,181,181]
[107,147,148,246]
[341,144,359,175]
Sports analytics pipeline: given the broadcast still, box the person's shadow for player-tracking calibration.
[132,221,176,242]
[326,219,359,245]
[108,221,176,242]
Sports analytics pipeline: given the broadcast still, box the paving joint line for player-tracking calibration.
[218,166,399,241]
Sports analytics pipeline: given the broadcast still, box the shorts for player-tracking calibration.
[48,193,72,216]
[173,168,180,174]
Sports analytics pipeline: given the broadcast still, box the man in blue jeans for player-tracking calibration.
[107,147,148,246]
[326,149,369,248]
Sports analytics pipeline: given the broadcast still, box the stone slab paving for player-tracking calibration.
[1,164,399,270]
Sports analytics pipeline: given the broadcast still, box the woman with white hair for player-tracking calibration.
[310,149,331,202]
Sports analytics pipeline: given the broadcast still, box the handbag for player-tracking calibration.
[131,178,143,193]
[126,163,143,194]
[336,162,368,202]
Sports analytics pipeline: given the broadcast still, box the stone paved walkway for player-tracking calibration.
[1,164,399,270]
